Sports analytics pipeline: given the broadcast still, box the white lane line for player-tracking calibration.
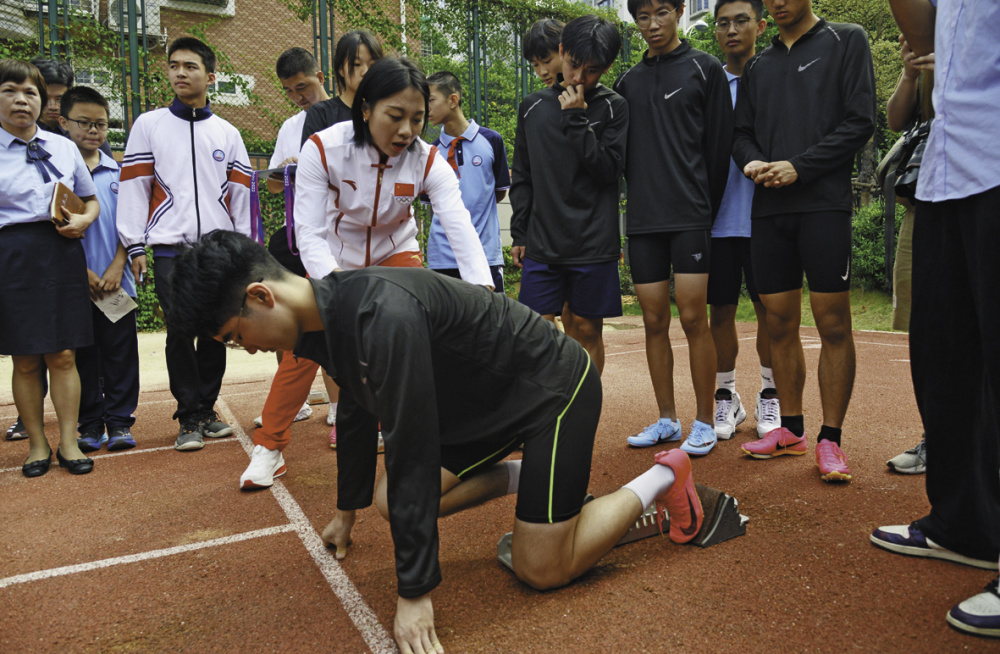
[0,524,295,589]
[215,398,395,653]
[607,336,908,359]
[607,336,757,359]
[0,389,284,421]
[0,439,241,475]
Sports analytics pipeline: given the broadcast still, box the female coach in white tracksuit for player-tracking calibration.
[293,56,493,286]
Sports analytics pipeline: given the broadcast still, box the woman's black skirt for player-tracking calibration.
[0,221,94,355]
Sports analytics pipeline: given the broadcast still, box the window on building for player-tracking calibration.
[208,72,254,107]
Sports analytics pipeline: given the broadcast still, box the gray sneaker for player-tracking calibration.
[887,437,926,474]
[198,410,233,439]
[174,421,205,451]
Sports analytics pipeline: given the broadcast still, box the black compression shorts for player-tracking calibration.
[707,237,760,305]
[441,359,602,524]
[628,230,711,284]
[750,211,852,295]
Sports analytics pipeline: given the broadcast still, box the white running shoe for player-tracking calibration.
[755,390,781,438]
[713,389,746,440]
[253,402,312,429]
[680,420,718,456]
[327,403,336,426]
[240,444,287,489]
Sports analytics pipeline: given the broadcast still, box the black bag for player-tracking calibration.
[894,119,931,201]
[267,225,307,278]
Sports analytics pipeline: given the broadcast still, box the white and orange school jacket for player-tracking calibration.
[294,121,493,286]
[118,98,252,261]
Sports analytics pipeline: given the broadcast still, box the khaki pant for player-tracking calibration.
[892,205,915,331]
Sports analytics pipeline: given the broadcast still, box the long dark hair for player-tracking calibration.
[334,30,384,94]
[351,57,429,151]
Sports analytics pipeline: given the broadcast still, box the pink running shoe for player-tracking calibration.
[816,438,852,482]
[329,425,337,449]
[652,449,704,544]
[741,427,807,459]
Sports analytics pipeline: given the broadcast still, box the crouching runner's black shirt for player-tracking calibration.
[732,19,876,218]
[509,80,628,265]
[293,268,590,599]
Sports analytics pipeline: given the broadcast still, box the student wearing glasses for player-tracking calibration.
[613,0,734,456]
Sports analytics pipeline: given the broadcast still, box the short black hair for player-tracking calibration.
[334,30,384,94]
[352,57,428,150]
[0,59,48,108]
[60,85,109,118]
[168,37,216,74]
[29,56,74,88]
[427,71,461,102]
[627,0,681,20]
[560,15,621,70]
[276,47,319,80]
[168,230,291,340]
[714,0,764,20]
[522,19,564,62]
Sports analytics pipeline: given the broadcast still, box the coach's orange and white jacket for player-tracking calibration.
[118,98,252,260]
[294,121,493,286]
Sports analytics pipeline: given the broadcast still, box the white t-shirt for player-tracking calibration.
[269,111,307,168]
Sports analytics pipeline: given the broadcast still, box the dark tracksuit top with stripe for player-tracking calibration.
[509,81,628,265]
[732,19,876,218]
[293,268,589,599]
[613,42,734,234]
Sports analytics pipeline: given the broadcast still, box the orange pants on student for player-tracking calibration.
[254,251,424,450]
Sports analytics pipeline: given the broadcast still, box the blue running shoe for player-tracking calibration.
[680,420,718,456]
[107,426,136,451]
[627,419,681,448]
[77,429,107,453]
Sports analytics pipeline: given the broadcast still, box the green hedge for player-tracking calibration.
[851,199,906,293]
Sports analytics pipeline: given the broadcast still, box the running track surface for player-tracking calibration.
[0,320,993,652]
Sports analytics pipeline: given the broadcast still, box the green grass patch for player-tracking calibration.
[620,287,898,332]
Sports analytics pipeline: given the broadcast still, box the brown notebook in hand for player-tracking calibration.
[50,181,85,227]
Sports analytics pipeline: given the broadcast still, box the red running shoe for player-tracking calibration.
[652,449,704,544]
[816,438,852,482]
[741,427,807,459]
[329,425,337,449]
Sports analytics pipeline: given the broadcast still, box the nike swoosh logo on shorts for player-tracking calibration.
[841,261,850,281]
[798,58,821,72]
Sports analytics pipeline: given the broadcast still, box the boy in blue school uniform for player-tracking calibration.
[59,86,140,452]
[426,71,510,292]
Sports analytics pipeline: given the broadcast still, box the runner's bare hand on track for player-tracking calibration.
[321,509,355,560]
[395,594,444,654]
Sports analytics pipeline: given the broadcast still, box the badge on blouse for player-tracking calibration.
[394,182,416,205]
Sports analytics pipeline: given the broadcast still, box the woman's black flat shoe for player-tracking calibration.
[22,446,53,478]
[56,447,94,475]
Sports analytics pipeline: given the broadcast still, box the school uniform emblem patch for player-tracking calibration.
[394,182,416,205]
[212,149,225,162]
[472,155,483,166]
[110,182,119,194]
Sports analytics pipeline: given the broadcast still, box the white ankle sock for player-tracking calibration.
[503,460,521,495]
[717,370,736,393]
[760,366,774,392]
[623,465,676,510]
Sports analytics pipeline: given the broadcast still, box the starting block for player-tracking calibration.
[496,483,748,571]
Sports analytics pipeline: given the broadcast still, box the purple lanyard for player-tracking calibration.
[249,171,265,245]
[284,164,297,254]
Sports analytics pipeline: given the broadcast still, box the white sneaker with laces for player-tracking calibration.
[755,390,781,438]
[714,389,746,440]
[240,445,287,489]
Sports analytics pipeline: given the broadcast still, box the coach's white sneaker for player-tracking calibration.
[714,389,746,440]
[253,402,313,429]
[240,445,286,490]
[755,389,781,438]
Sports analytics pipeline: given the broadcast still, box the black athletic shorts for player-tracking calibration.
[707,237,760,305]
[750,211,852,295]
[628,230,711,284]
[441,359,602,524]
